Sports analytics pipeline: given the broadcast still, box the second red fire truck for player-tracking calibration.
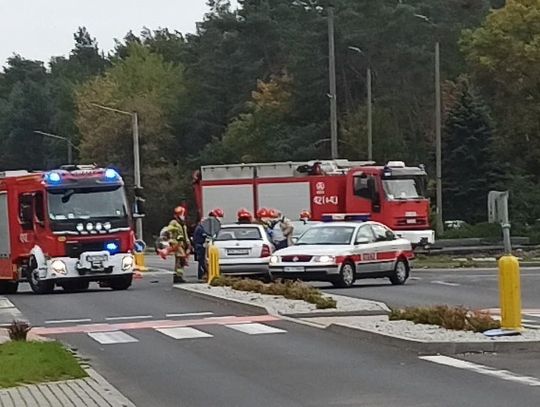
[193,159,435,246]
[0,165,136,294]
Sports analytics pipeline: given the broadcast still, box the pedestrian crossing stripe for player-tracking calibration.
[157,327,213,339]
[226,323,287,335]
[88,331,139,345]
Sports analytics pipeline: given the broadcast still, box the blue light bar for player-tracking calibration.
[104,168,120,181]
[44,171,62,185]
[105,242,120,254]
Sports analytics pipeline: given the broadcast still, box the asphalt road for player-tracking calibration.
[6,273,540,407]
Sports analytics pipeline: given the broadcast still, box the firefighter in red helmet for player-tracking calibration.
[237,208,253,224]
[159,206,190,283]
[300,210,312,223]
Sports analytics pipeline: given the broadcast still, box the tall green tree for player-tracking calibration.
[442,81,497,223]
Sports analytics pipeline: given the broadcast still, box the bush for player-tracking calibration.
[389,305,500,333]
[8,320,31,341]
[210,276,337,309]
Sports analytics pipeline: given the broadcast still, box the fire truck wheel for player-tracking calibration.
[389,259,409,285]
[332,261,356,288]
[0,281,18,294]
[110,275,133,291]
[28,259,54,295]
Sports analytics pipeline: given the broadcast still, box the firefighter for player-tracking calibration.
[237,208,253,224]
[192,208,224,281]
[300,210,312,223]
[166,206,191,284]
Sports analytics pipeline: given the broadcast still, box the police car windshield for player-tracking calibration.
[382,178,423,200]
[48,187,128,220]
[295,226,355,245]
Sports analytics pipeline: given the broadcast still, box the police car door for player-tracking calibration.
[370,223,398,272]
[353,225,378,274]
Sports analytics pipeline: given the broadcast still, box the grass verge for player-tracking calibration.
[210,276,337,309]
[389,305,500,333]
[0,341,87,388]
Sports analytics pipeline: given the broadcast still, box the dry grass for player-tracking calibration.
[389,305,500,333]
[211,276,337,309]
[8,320,31,341]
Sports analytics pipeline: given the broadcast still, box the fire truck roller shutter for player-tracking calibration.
[258,182,310,221]
[202,184,254,223]
[0,193,11,277]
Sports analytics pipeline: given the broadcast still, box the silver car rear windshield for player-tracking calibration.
[216,227,262,241]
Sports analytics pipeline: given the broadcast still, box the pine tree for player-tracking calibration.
[442,82,498,224]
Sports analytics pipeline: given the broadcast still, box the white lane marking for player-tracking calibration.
[157,327,213,339]
[0,298,15,309]
[431,280,460,287]
[88,331,139,345]
[105,315,153,321]
[420,356,540,386]
[45,319,92,324]
[226,323,286,335]
[165,312,214,318]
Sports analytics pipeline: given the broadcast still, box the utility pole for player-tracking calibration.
[90,103,144,241]
[435,41,443,236]
[367,66,373,161]
[328,6,338,159]
[33,131,79,165]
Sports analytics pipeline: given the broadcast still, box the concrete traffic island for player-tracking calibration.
[175,283,540,355]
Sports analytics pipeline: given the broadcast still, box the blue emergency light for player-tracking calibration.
[44,171,62,185]
[104,168,120,181]
[105,241,120,254]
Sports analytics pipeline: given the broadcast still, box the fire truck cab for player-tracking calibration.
[0,166,135,294]
[193,159,435,246]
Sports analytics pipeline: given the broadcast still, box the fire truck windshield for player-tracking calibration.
[47,187,128,220]
[382,178,425,200]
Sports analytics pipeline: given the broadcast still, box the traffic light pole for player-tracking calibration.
[132,112,143,241]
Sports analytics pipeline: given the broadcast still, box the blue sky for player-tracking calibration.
[0,0,238,68]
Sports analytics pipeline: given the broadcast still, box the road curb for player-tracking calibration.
[327,323,540,355]
[0,296,25,327]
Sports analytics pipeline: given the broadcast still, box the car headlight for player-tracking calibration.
[313,255,336,264]
[51,260,67,274]
[269,255,280,264]
[122,255,134,271]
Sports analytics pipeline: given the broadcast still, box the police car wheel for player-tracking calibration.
[332,261,356,288]
[390,259,409,285]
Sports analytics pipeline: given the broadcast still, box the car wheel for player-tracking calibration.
[110,275,133,291]
[0,281,18,294]
[389,259,409,285]
[332,261,356,288]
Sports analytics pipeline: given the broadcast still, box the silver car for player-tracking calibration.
[213,224,274,276]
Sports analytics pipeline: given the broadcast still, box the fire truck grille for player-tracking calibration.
[66,240,120,258]
[281,255,313,262]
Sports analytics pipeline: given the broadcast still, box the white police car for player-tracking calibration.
[269,221,413,288]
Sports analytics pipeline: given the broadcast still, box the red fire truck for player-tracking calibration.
[0,165,136,294]
[193,160,435,246]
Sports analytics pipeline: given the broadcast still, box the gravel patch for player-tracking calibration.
[178,284,390,316]
[306,315,540,342]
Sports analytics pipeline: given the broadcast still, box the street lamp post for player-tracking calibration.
[414,14,444,236]
[90,103,143,241]
[348,46,373,161]
[33,131,79,164]
[328,6,338,159]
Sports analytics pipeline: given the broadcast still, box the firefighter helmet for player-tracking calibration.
[237,208,253,222]
[209,208,224,218]
[174,206,186,216]
[300,210,311,220]
[268,208,279,219]
[256,208,269,219]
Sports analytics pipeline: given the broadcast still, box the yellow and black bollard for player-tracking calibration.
[498,254,522,330]
[207,244,221,283]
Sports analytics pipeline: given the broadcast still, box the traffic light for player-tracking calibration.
[133,186,146,217]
